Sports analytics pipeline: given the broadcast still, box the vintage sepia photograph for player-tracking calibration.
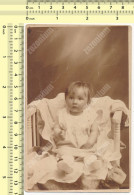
[25,25,131,192]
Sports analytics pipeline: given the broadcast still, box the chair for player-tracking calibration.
[26,97,122,163]
[26,94,125,190]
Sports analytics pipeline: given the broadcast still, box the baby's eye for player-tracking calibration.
[69,96,73,100]
[79,98,83,100]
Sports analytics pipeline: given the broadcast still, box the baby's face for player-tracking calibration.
[66,87,88,115]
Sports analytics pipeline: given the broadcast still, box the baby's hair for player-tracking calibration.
[65,81,92,104]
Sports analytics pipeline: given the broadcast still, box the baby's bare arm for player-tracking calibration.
[81,121,99,149]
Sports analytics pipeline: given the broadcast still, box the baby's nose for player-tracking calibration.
[73,99,78,104]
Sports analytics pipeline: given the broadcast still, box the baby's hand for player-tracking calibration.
[54,126,61,135]
[58,130,66,140]
[53,128,66,143]
[53,123,66,143]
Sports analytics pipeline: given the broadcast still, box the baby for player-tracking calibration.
[53,81,99,174]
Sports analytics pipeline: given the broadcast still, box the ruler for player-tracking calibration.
[0,24,24,195]
[0,0,133,195]
[0,0,134,22]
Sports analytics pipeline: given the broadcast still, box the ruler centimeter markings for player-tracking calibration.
[8,24,14,195]
[25,0,134,20]
[0,1,134,21]
[0,0,133,195]
[0,23,24,195]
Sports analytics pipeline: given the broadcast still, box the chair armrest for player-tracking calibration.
[27,106,37,153]
[27,106,37,118]
[112,111,122,124]
[111,111,122,166]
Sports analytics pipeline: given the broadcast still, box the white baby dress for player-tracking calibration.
[56,106,98,149]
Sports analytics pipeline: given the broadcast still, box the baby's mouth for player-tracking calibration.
[72,105,78,109]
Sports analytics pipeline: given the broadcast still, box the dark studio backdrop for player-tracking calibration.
[26,25,130,188]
